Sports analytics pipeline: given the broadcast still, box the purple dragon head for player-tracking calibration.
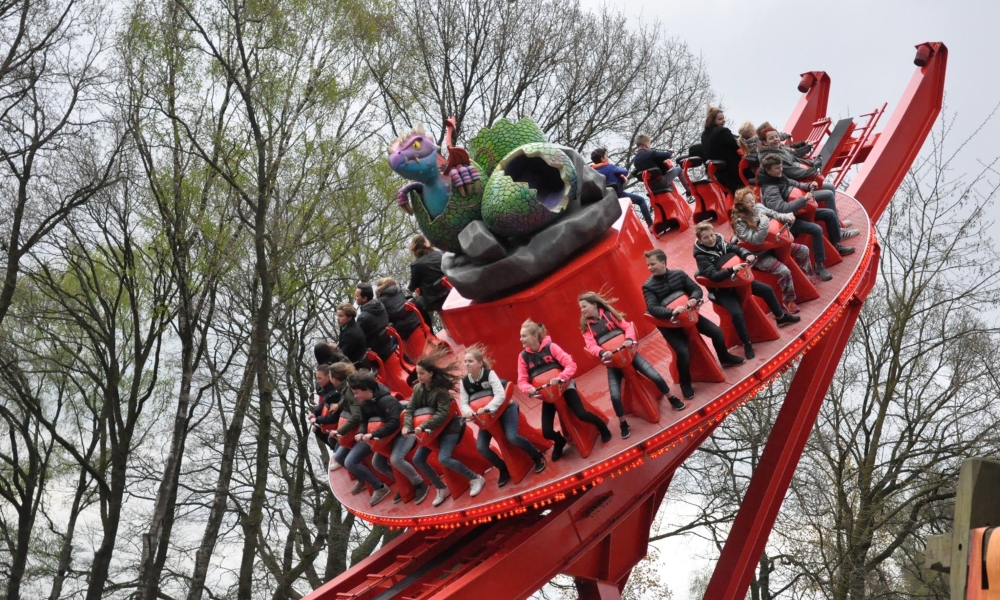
[388,125,439,183]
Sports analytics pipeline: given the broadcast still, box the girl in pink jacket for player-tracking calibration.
[517,319,611,461]
[579,292,685,440]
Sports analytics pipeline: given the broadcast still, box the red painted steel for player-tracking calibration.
[440,202,656,379]
[306,42,947,600]
[702,240,880,600]
[783,71,830,143]
[847,42,947,221]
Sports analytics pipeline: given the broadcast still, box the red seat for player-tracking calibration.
[643,295,725,384]
[695,256,780,349]
[737,220,819,303]
[367,347,414,398]
[680,157,733,224]
[412,404,491,500]
[597,333,661,424]
[641,167,692,236]
[400,302,450,361]
[530,368,606,459]
[468,382,552,484]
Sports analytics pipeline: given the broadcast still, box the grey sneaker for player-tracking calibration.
[369,485,390,506]
[350,480,366,495]
[470,475,486,497]
[432,487,451,507]
[414,482,430,504]
[815,264,833,281]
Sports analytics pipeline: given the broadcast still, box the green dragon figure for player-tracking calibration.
[388,116,621,300]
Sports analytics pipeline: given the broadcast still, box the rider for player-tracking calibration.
[642,249,745,399]
[730,187,814,314]
[590,146,653,226]
[631,134,683,196]
[692,222,800,360]
[355,283,398,362]
[517,319,611,461]
[408,234,449,330]
[458,345,547,487]
[403,348,487,507]
[757,154,853,282]
[342,371,429,507]
[579,291,685,440]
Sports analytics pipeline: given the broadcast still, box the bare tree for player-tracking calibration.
[367,0,712,160]
[0,0,121,327]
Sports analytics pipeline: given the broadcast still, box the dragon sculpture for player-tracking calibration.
[388,117,621,300]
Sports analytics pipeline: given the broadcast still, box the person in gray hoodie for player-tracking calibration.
[757,154,855,282]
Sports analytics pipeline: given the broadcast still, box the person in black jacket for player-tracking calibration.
[408,235,448,331]
[334,304,371,370]
[355,283,397,361]
[340,371,429,506]
[314,341,349,369]
[375,277,421,341]
[700,107,744,195]
[642,248,745,399]
[308,364,340,450]
[692,222,800,360]
[631,134,683,196]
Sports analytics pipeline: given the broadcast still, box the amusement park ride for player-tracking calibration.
[307,42,948,600]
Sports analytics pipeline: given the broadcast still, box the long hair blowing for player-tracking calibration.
[416,345,461,391]
[578,290,627,332]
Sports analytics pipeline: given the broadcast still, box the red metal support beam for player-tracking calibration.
[783,71,831,142]
[846,42,948,222]
[701,241,881,600]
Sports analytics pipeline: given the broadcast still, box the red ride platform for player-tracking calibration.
[315,42,946,600]
[330,193,875,529]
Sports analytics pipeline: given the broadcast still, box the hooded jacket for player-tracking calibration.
[409,251,447,309]
[358,384,401,440]
[403,383,463,436]
[516,336,577,394]
[582,308,637,359]
[338,319,368,368]
[357,299,396,361]
[693,234,753,282]
[377,284,421,339]
[757,170,811,213]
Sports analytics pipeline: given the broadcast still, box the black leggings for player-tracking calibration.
[658,320,729,386]
[607,353,671,417]
[541,387,607,443]
[313,427,337,450]
[712,282,784,345]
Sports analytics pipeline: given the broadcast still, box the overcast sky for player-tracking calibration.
[571,1,998,597]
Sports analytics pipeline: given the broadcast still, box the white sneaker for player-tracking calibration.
[432,487,451,507]
[841,228,860,240]
[469,476,486,497]
[329,457,342,472]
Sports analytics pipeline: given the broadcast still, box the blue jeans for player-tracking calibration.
[476,402,544,473]
[385,434,423,485]
[622,191,653,225]
[344,442,385,490]
[414,430,478,486]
